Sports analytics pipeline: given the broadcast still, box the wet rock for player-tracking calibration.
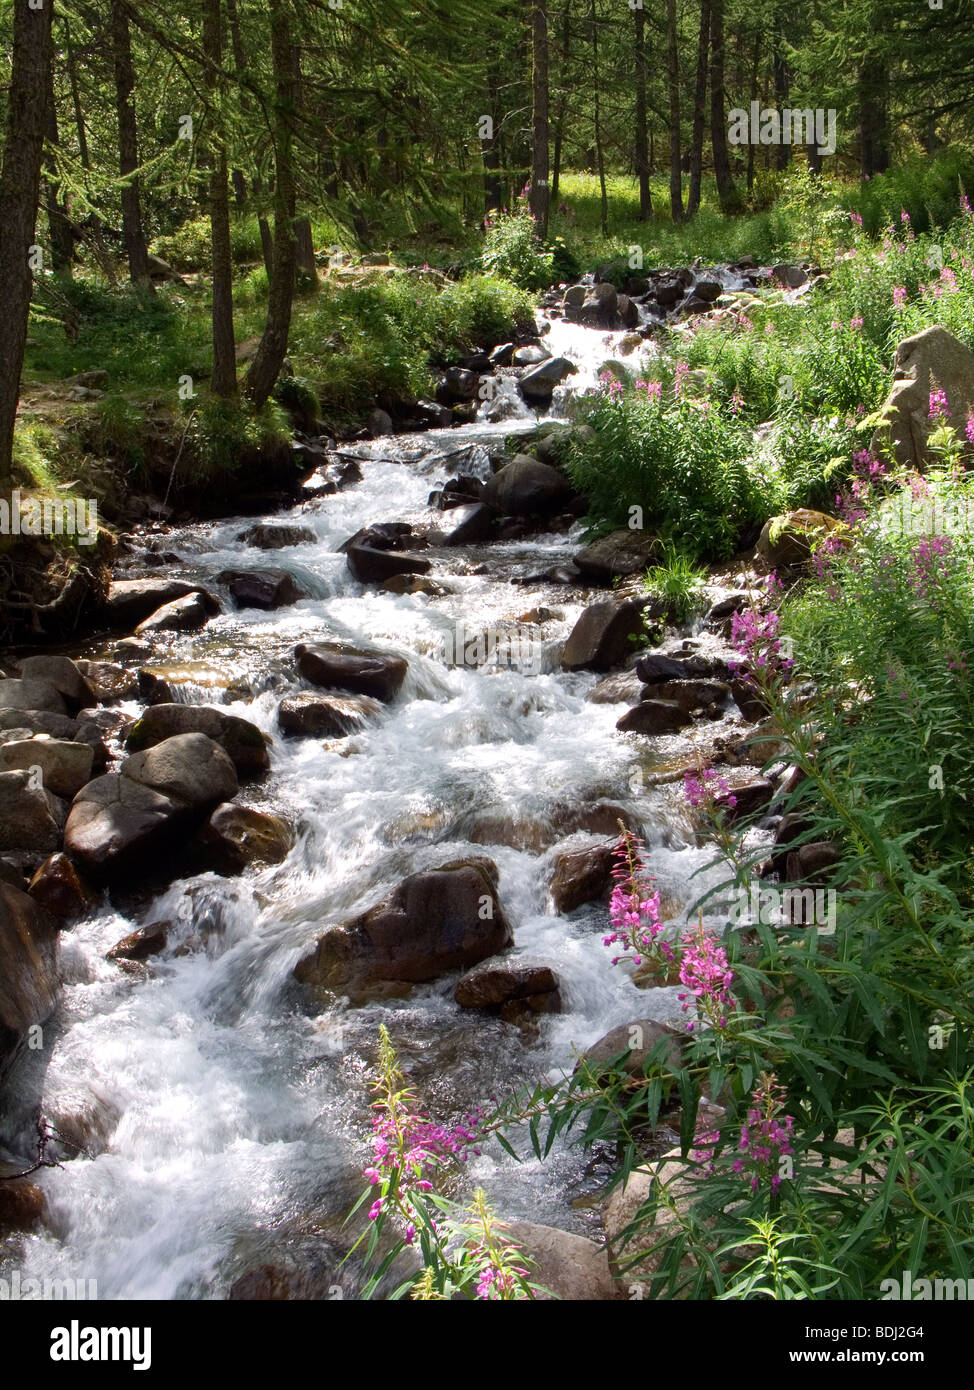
[519,357,578,400]
[0,737,93,798]
[0,884,60,1083]
[0,708,80,740]
[717,777,774,820]
[135,592,213,634]
[278,692,382,737]
[294,860,512,993]
[0,1164,48,1234]
[635,652,718,684]
[107,920,168,961]
[0,772,65,853]
[579,1019,686,1079]
[121,733,239,807]
[16,656,94,711]
[366,407,394,437]
[616,700,692,735]
[549,840,616,914]
[729,676,772,722]
[411,400,453,429]
[506,1220,623,1301]
[136,669,175,706]
[217,568,306,610]
[43,1084,121,1161]
[785,841,841,884]
[73,660,140,704]
[27,853,94,923]
[756,509,843,570]
[561,600,645,673]
[237,523,316,549]
[656,679,732,714]
[65,776,203,879]
[454,959,561,1012]
[346,542,431,584]
[104,578,217,627]
[511,344,550,367]
[586,673,643,706]
[573,530,658,582]
[705,592,748,624]
[435,367,479,403]
[0,858,25,889]
[693,277,723,302]
[295,644,407,702]
[124,704,270,777]
[484,456,573,517]
[444,503,497,546]
[379,574,452,597]
[197,803,294,873]
[0,678,67,716]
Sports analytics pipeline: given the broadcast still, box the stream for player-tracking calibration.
[3,310,758,1299]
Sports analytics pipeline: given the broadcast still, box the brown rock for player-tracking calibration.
[197,803,294,872]
[616,700,691,735]
[278,691,382,737]
[295,644,407,702]
[28,853,94,923]
[561,600,646,673]
[549,840,616,913]
[0,885,60,1082]
[107,920,169,961]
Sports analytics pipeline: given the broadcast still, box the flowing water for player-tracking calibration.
[3,311,757,1299]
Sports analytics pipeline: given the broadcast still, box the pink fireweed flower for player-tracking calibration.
[849,316,864,330]
[677,923,735,1032]
[604,828,672,970]
[909,535,954,602]
[732,1073,795,1195]
[673,361,690,398]
[683,767,737,813]
[928,387,950,420]
[729,392,745,416]
[893,285,906,307]
[966,412,974,445]
[728,605,795,679]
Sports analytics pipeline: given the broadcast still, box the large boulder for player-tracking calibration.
[519,357,578,400]
[0,678,67,715]
[0,884,60,1083]
[278,692,382,738]
[573,530,658,582]
[871,325,974,470]
[549,840,616,913]
[120,733,239,807]
[444,504,497,546]
[483,456,574,517]
[64,775,198,879]
[295,644,407,702]
[135,592,213,635]
[561,600,645,672]
[217,568,306,610]
[104,578,217,627]
[0,772,65,853]
[755,509,844,569]
[16,656,94,711]
[505,1221,623,1301]
[124,704,270,776]
[579,1019,686,1079]
[0,738,93,798]
[346,543,431,584]
[616,700,691,735]
[294,860,513,993]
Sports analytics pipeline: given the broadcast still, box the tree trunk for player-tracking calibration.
[590,0,608,237]
[244,0,296,410]
[0,0,55,487]
[110,0,153,288]
[482,66,503,217]
[859,58,890,179]
[772,5,790,170]
[529,1,550,239]
[550,3,571,207]
[226,0,250,206]
[634,3,652,221]
[687,0,711,218]
[44,57,75,274]
[203,0,237,399]
[709,0,741,213]
[291,40,318,285]
[666,0,684,223]
[745,27,762,195]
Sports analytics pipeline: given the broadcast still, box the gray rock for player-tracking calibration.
[236,523,316,549]
[0,885,60,1083]
[217,569,306,610]
[0,772,65,853]
[124,704,270,776]
[0,738,93,798]
[278,692,382,738]
[135,592,212,634]
[483,456,573,517]
[0,679,68,715]
[616,700,691,735]
[120,733,239,808]
[295,644,407,702]
[561,600,645,672]
[17,656,94,710]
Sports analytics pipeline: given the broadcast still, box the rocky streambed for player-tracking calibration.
[0,285,826,1300]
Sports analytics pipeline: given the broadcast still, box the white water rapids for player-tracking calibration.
[2,313,755,1299]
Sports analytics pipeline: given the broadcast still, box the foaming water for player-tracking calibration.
[3,355,743,1300]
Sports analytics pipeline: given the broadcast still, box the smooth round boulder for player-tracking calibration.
[217,569,306,610]
[483,456,574,517]
[278,692,382,738]
[124,704,270,776]
[121,733,239,807]
[197,803,294,873]
[0,737,93,798]
[561,600,646,673]
[294,645,407,702]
